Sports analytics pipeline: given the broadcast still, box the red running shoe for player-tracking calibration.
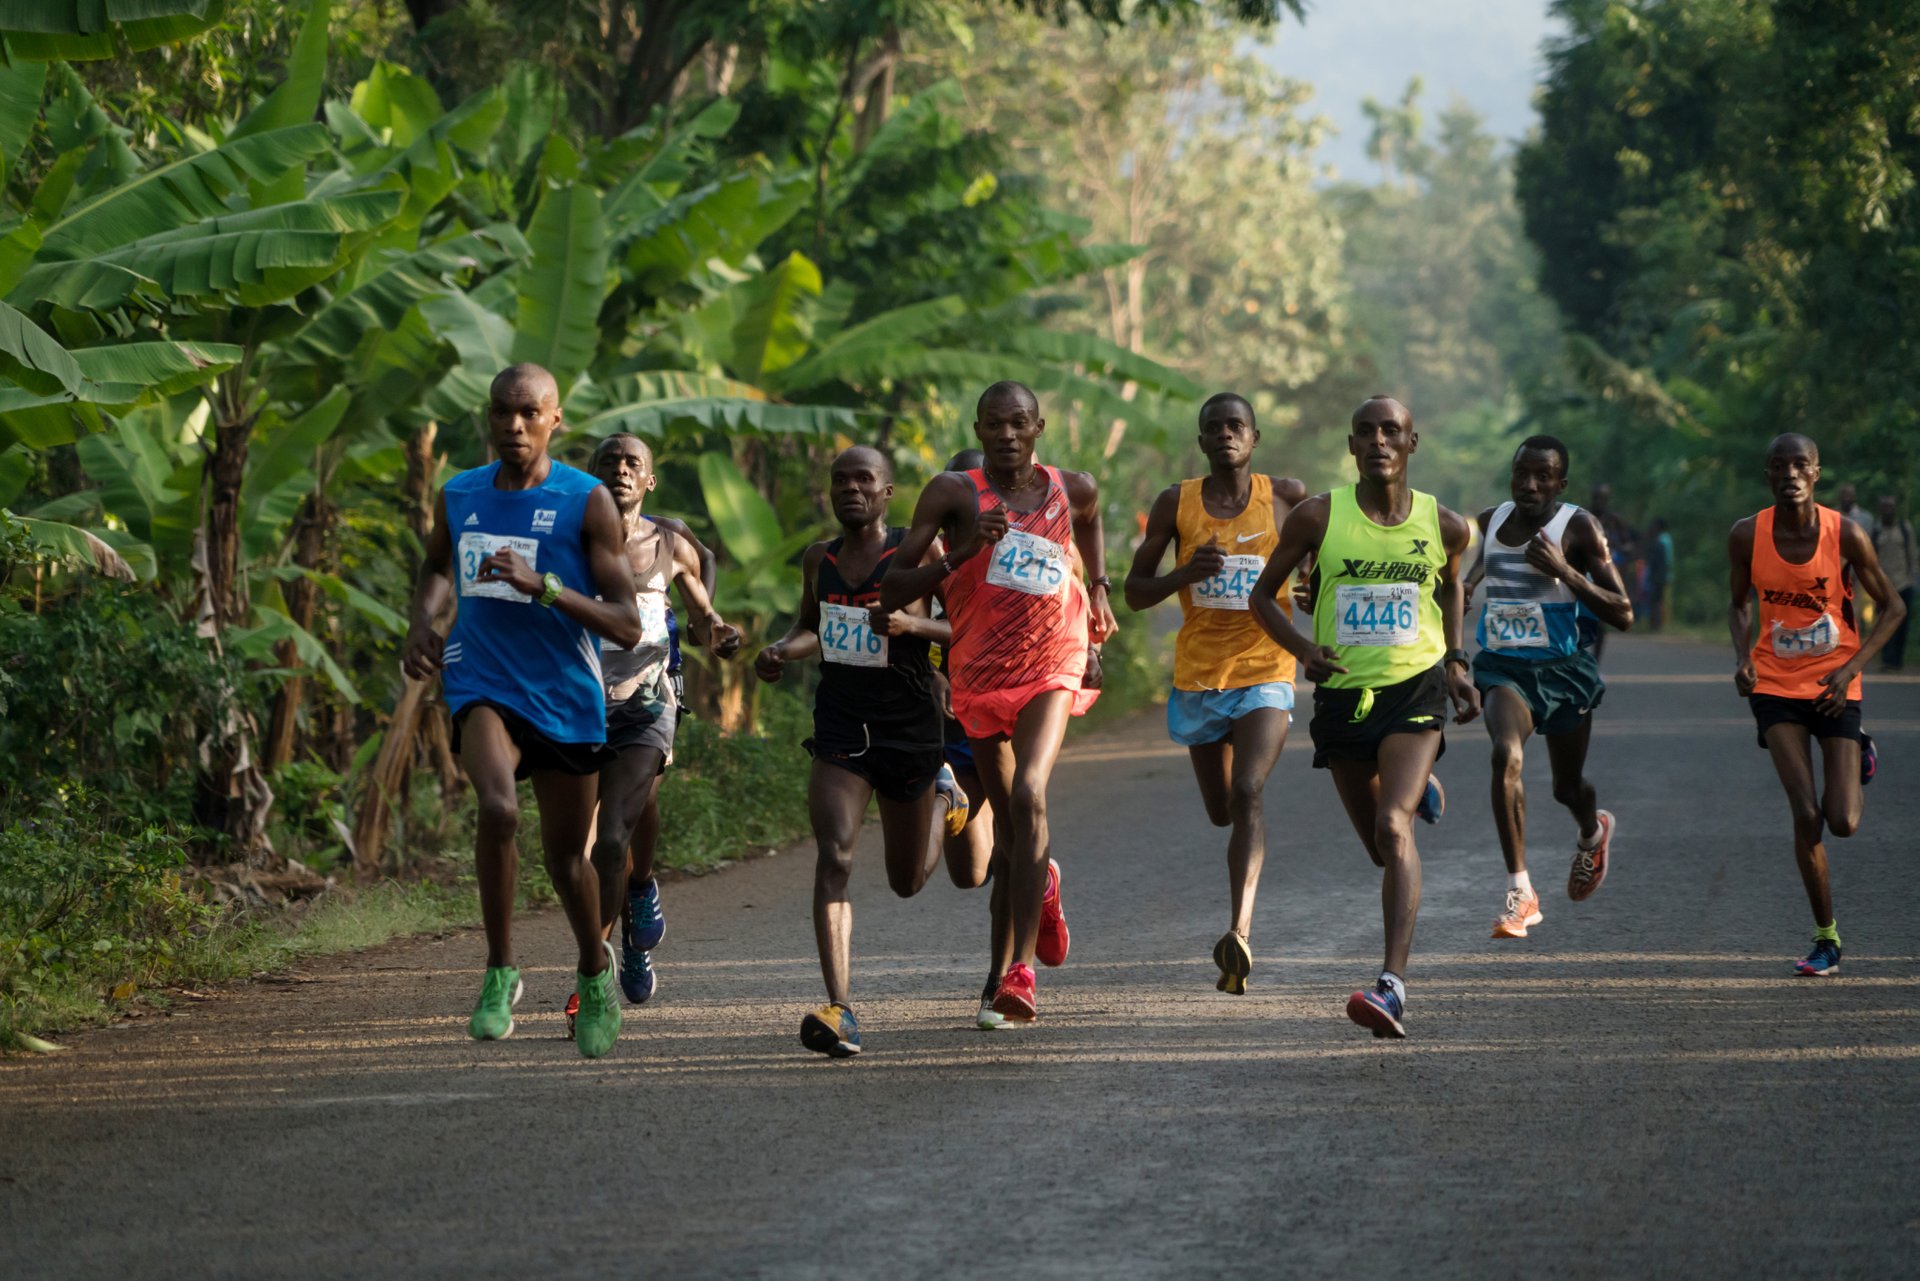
[991,962,1038,1023]
[563,991,579,1040]
[1567,810,1615,902]
[1036,859,1070,967]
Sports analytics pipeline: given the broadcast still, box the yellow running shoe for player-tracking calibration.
[1213,931,1252,995]
[935,763,969,836]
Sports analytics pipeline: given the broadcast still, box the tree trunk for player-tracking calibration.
[263,487,334,772]
[204,413,253,630]
[852,25,900,152]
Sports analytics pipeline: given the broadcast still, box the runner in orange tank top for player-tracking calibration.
[1124,392,1306,995]
[1727,432,1906,977]
[884,380,1118,1028]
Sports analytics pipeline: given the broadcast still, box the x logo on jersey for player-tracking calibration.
[1410,539,1430,556]
[1812,576,1829,591]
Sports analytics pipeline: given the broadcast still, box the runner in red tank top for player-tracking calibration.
[884,381,1119,1027]
[1727,433,1906,977]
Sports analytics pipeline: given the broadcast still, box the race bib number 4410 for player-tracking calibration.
[1771,613,1838,660]
[821,602,888,667]
[1335,582,1420,647]
[458,532,539,601]
[986,528,1068,597]
[1193,555,1265,611]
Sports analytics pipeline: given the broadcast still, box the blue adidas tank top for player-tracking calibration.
[1475,501,1597,660]
[441,460,607,745]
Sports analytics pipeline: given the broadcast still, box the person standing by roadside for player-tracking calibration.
[1873,495,1915,671]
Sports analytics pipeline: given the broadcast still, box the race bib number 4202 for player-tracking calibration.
[820,602,888,667]
[1771,613,1838,660]
[458,532,539,601]
[1334,582,1420,647]
[1484,600,1549,649]
[986,528,1068,597]
[1192,555,1266,611]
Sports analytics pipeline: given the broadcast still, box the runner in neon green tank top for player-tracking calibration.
[1250,395,1479,1039]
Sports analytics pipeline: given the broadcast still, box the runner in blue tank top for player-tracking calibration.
[1467,437,1633,942]
[402,364,643,1060]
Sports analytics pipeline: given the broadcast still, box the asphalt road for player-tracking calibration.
[5,635,1918,1279]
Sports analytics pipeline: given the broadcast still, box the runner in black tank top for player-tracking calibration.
[753,447,972,1058]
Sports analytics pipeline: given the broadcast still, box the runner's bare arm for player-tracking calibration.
[871,539,953,643]
[1463,506,1496,598]
[1063,469,1117,642]
[401,488,455,679]
[1270,476,1308,513]
[1438,504,1481,724]
[1250,494,1344,680]
[1727,518,1758,695]
[670,533,738,655]
[477,485,643,649]
[754,542,826,682]
[1823,519,1907,712]
[1124,485,1216,611]
[649,514,717,598]
[880,472,979,612]
[1532,510,1633,631]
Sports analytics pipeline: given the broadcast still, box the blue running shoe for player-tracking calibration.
[1795,938,1842,977]
[619,941,657,1004]
[1416,774,1445,825]
[1346,979,1407,1038]
[628,878,665,952]
[800,1002,861,1057]
[1860,733,1877,787]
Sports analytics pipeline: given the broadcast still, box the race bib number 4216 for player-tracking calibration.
[1334,582,1420,647]
[458,532,540,601]
[1192,555,1266,611]
[986,528,1068,597]
[820,602,888,667]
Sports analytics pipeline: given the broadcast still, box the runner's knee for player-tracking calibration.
[1824,801,1859,838]
[1374,807,1414,851]
[1788,801,1823,841]
[814,841,854,891]
[1010,778,1048,825]
[474,790,519,838]
[1490,738,1523,784]
[1226,780,1263,824]
[1551,775,1587,809]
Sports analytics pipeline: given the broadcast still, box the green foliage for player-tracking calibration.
[654,689,814,873]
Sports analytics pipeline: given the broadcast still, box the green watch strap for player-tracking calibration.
[538,572,563,607]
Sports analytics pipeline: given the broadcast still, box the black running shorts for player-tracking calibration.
[1308,665,1449,770]
[1748,693,1862,750]
[452,700,608,780]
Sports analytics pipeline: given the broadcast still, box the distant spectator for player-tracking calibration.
[1836,483,1878,538]
[1645,515,1674,631]
[1874,494,1914,670]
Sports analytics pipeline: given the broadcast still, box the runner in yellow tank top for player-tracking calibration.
[1125,392,1305,995]
[1249,395,1478,1040]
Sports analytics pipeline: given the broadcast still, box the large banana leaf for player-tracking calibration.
[0,388,102,448]
[73,408,196,552]
[0,1,226,60]
[696,450,782,565]
[36,123,329,260]
[597,97,742,233]
[770,295,967,394]
[349,61,443,151]
[729,251,820,384]
[0,59,45,177]
[229,0,327,140]
[68,339,241,400]
[14,188,405,311]
[622,172,808,294]
[263,564,403,634]
[240,386,349,560]
[230,608,359,702]
[511,182,606,392]
[11,514,138,580]
[287,223,527,365]
[565,371,863,443]
[0,297,84,395]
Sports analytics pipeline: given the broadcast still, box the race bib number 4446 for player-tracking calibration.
[458,532,539,601]
[1335,582,1420,647]
[986,528,1068,597]
[1771,613,1838,660]
[820,602,888,667]
[1193,555,1265,611]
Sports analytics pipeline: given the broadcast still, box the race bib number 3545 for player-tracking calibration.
[986,528,1068,597]
[821,602,888,667]
[458,532,540,601]
[1193,554,1265,612]
[1334,582,1420,647]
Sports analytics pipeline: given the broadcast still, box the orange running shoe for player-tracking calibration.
[1568,810,1615,902]
[1491,886,1543,939]
[991,962,1038,1023]
[1036,859,1070,967]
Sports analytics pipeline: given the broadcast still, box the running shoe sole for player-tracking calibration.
[1795,964,1840,977]
[1491,905,1544,939]
[1416,774,1445,825]
[991,982,1038,1023]
[1214,932,1252,995]
[1568,810,1615,902]
[799,1011,861,1057]
[1036,860,1069,968]
[977,1004,1011,1031]
[1346,990,1407,1039]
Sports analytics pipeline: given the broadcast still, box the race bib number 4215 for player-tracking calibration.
[1334,582,1420,647]
[458,532,539,601]
[986,528,1068,597]
[1192,555,1266,611]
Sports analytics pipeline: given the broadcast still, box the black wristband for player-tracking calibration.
[1090,574,1112,591]
[1444,648,1471,667]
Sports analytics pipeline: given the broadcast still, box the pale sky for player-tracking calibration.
[1253,0,1564,180]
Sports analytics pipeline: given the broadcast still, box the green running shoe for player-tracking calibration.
[574,940,622,1059]
[468,966,523,1041]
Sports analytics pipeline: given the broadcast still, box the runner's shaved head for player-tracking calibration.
[977,380,1039,419]
[1767,432,1819,464]
[835,444,893,481]
[590,432,652,470]
[947,448,986,471]
[1352,394,1410,428]
[492,362,559,408]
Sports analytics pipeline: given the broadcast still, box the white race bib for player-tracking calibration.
[604,591,670,653]
[986,528,1069,597]
[820,602,888,667]
[1192,555,1266,612]
[1484,600,1549,650]
[1771,614,1839,660]
[457,532,540,601]
[1334,582,1420,647]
